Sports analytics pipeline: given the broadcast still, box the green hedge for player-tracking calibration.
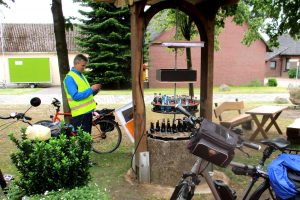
[8,126,92,197]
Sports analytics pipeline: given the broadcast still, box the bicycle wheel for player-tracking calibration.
[91,119,122,153]
[0,169,7,189]
[171,182,193,200]
[249,181,277,200]
[35,120,53,127]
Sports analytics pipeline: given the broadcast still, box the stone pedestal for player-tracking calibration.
[147,137,197,186]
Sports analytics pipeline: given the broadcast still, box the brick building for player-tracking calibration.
[265,35,300,78]
[148,18,269,87]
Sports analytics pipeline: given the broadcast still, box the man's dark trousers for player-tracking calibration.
[71,112,93,134]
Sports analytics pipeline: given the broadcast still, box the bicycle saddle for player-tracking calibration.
[260,137,290,150]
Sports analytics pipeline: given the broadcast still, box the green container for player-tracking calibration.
[8,58,51,83]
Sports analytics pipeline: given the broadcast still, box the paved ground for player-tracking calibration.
[0,78,295,105]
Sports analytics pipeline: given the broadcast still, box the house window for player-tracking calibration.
[285,59,291,71]
[269,61,276,69]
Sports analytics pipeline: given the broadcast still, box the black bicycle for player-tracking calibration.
[171,105,300,200]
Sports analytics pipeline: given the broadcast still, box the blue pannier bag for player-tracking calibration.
[268,153,300,199]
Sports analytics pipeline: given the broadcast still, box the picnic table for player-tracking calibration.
[245,105,288,140]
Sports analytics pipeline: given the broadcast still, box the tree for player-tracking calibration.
[51,0,71,120]
[0,0,14,7]
[150,0,300,49]
[76,1,131,89]
[218,0,300,47]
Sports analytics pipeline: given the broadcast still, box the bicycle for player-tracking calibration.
[0,97,41,193]
[170,105,300,200]
[35,98,122,153]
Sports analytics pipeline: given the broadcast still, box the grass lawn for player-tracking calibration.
[0,100,299,199]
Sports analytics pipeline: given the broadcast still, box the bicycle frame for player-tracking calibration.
[51,110,71,122]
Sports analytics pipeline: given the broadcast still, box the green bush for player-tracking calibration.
[8,126,92,196]
[288,68,300,78]
[267,78,278,87]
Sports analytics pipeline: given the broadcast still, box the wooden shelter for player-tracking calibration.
[94,0,239,174]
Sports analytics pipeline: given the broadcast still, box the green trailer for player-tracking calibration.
[8,58,51,88]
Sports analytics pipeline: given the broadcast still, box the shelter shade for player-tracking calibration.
[92,0,239,7]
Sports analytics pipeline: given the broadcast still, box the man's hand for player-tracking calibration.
[91,84,101,92]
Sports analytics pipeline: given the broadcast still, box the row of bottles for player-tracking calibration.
[149,118,192,134]
[152,93,199,113]
[153,93,198,106]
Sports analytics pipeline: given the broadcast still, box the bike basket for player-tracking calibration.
[187,119,238,167]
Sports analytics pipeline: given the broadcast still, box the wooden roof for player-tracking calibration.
[94,0,239,8]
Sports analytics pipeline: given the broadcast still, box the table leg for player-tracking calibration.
[250,115,269,140]
[264,112,283,134]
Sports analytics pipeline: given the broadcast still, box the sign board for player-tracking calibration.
[115,102,134,143]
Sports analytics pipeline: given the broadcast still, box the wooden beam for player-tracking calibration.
[200,16,214,120]
[130,2,147,170]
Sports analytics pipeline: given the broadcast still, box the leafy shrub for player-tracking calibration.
[243,80,262,87]
[8,126,92,196]
[7,183,109,200]
[267,78,278,87]
[288,68,300,78]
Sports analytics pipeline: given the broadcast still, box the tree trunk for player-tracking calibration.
[186,47,194,97]
[51,0,71,122]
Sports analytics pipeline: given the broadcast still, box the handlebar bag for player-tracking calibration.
[187,119,238,167]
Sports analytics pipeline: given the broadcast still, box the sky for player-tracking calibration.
[0,0,84,23]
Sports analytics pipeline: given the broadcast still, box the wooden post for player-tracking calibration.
[200,18,215,120]
[130,2,147,171]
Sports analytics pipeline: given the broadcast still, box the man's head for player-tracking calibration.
[73,54,88,73]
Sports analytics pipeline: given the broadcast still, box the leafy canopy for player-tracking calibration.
[149,0,300,47]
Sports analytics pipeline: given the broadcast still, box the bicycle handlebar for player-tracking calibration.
[175,104,201,125]
[242,141,261,151]
[0,113,32,124]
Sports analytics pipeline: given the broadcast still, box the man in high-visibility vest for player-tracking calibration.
[64,54,101,134]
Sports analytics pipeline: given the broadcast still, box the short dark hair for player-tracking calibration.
[74,54,88,65]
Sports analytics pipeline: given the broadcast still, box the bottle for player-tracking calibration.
[158,93,162,104]
[172,119,177,134]
[161,119,166,133]
[153,93,157,104]
[155,120,160,132]
[150,122,155,133]
[166,118,171,133]
[183,118,189,132]
[177,119,183,132]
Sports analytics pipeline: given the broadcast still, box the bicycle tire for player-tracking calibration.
[249,180,276,200]
[171,182,193,200]
[91,119,122,154]
[34,120,53,127]
[0,169,7,189]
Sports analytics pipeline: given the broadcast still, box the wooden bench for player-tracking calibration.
[286,118,300,144]
[214,99,252,129]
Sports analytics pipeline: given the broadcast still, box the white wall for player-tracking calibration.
[0,52,77,86]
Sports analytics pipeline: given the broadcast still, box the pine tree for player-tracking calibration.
[76,1,131,89]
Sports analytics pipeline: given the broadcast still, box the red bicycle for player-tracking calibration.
[35,98,122,153]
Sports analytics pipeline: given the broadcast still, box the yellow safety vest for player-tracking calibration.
[64,71,96,117]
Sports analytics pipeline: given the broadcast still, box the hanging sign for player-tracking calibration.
[115,102,134,143]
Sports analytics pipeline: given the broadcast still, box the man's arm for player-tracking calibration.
[65,75,93,101]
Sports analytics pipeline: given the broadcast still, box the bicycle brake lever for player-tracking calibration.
[237,146,250,158]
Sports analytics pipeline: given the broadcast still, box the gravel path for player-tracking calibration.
[0,86,289,105]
